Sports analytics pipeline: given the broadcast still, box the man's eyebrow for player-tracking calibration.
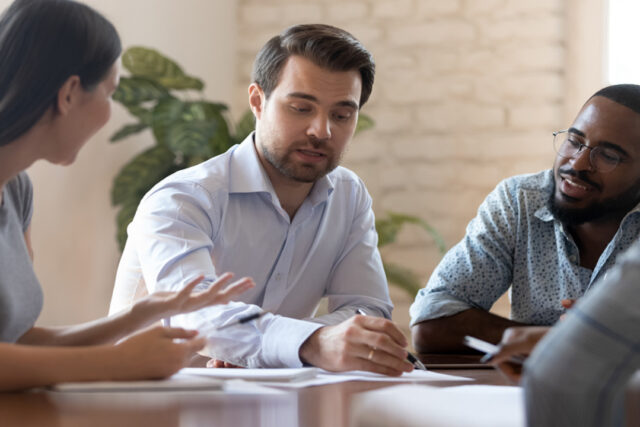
[567,127,585,137]
[567,127,630,158]
[286,92,359,110]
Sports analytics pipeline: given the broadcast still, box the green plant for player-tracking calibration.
[376,212,447,297]
[110,46,444,298]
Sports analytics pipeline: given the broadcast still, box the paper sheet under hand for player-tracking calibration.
[240,369,473,389]
[351,384,524,427]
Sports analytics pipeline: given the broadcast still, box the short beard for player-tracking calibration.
[260,141,339,183]
[548,172,640,226]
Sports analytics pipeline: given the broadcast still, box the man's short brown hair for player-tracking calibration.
[251,24,375,108]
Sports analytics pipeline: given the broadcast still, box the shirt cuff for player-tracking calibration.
[409,290,472,326]
[260,316,323,368]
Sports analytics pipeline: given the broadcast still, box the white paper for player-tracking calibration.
[50,371,223,393]
[181,367,318,382]
[351,384,524,427]
[240,369,473,389]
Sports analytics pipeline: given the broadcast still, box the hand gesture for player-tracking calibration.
[490,326,550,383]
[299,315,413,376]
[134,273,255,325]
[110,326,206,380]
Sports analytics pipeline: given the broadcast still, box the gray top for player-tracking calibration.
[0,172,42,342]
[523,237,640,426]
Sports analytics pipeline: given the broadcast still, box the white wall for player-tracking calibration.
[0,0,238,325]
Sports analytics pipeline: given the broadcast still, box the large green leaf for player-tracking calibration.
[111,145,176,206]
[122,46,204,90]
[110,123,149,142]
[232,110,256,144]
[125,105,153,125]
[383,262,423,297]
[112,76,169,105]
[166,121,218,158]
[151,97,186,146]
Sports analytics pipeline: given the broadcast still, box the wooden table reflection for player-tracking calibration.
[0,369,508,427]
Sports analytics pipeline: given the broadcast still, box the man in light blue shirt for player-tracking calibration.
[411,84,640,353]
[110,24,413,375]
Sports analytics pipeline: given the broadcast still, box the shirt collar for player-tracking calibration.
[228,132,334,207]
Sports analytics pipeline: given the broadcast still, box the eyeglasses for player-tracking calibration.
[552,130,621,173]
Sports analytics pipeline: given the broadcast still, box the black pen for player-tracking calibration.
[216,311,265,331]
[355,308,427,371]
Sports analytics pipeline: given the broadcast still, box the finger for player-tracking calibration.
[190,277,254,308]
[201,272,235,295]
[490,341,530,365]
[561,299,574,309]
[495,361,522,384]
[207,359,226,368]
[353,328,408,360]
[182,337,206,353]
[359,345,414,373]
[352,357,406,377]
[162,327,199,339]
[356,316,408,347]
[212,277,255,302]
[175,275,206,300]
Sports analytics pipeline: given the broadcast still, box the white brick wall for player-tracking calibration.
[235,0,566,323]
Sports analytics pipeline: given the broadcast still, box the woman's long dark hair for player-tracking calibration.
[0,0,121,146]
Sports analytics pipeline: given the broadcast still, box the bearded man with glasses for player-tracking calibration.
[411,84,640,354]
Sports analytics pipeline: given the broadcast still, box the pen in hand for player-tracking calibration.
[355,308,427,371]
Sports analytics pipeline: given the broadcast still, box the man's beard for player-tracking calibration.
[261,139,340,183]
[548,168,640,226]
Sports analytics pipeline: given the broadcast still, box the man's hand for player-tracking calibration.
[299,315,414,376]
[490,326,550,383]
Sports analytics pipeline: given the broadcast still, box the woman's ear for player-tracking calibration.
[56,75,82,115]
[248,83,265,120]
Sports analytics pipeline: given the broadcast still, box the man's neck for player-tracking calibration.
[252,142,314,220]
[568,218,625,270]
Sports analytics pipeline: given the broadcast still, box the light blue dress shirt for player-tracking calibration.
[410,170,640,326]
[524,238,640,427]
[112,134,392,368]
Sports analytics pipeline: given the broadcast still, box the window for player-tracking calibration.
[607,0,640,83]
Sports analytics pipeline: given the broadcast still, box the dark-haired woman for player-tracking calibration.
[0,0,253,391]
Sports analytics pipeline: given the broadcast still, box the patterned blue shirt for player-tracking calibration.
[410,170,640,326]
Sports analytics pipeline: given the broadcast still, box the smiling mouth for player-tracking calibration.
[562,176,589,191]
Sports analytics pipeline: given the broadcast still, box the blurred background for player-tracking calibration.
[2,0,635,330]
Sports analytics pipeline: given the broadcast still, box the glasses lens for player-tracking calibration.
[591,147,619,173]
[553,132,575,157]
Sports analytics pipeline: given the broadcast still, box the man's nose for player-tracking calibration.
[569,145,594,171]
[307,114,331,141]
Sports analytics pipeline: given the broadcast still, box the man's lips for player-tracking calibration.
[295,149,327,162]
[558,173,597,199]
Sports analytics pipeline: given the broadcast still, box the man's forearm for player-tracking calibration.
[411,308,526,353]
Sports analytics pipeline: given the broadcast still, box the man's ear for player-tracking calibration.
[248,83,265,119]
[56,75,82,116]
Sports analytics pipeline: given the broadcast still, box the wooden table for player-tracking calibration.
[0,369,509,427]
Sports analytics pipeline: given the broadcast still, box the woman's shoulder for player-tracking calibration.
[6,171,33,202]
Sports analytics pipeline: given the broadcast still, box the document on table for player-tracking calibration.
[183,368,472,389]
[49,370,223,393]
[351,384,524,427]
[182,367,319,382]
